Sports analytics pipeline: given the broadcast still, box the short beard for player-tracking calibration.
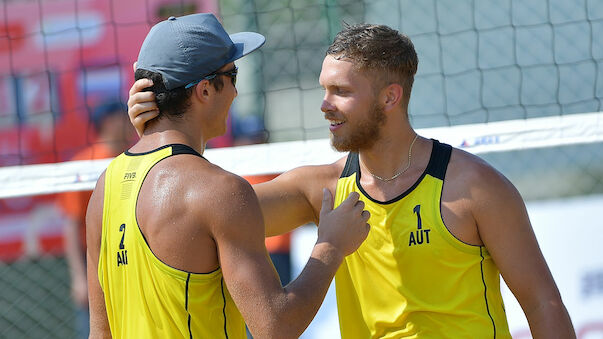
[330,101,387,152]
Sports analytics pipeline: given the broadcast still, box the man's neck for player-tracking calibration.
[134,121,205,155]
[358,124,423,179]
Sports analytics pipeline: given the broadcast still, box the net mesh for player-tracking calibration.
[1,0,602,338]
[2,111,602,200]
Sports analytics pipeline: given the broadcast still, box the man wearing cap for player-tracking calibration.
[126,20,575,338]
[86,13,370,339]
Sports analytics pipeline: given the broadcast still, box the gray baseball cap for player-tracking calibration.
[136,13,265,90]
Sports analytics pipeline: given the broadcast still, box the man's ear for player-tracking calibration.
[381,83,403,112]
[194,79,212,103]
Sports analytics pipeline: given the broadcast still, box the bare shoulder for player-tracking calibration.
[191,161,265,238]
[447,147,514,190]
[178,156,261,224]
[201,164,259,209]
[446,147,522,212]
[154,154,258,210]
[137,154,263,265]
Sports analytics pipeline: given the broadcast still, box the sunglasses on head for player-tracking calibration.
[185,66,238,89]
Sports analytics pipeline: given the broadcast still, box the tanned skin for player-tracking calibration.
[126,56,575,338]
[87,62,371,339]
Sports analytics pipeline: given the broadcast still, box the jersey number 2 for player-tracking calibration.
[119,223,126,249]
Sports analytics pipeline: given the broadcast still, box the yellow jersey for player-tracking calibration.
[333,140,511,339]
[98,144,245,339]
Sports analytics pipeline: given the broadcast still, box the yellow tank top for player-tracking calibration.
[99,144,245,339]
[333,140,511,339]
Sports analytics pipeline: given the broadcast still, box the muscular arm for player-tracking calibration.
[469,161,575,338]
[127,78,344,238]
[86,173,111,339]
[253,163,342,237]
[209,174,368,338]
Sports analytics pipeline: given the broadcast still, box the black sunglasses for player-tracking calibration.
[185,66,238,88]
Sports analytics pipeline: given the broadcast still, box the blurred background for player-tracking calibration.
[0,0,602,338]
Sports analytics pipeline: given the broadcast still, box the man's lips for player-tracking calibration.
[328,120,344,131]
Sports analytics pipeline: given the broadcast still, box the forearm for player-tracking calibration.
[525,299,575,339]
[281,242,342,332]
[225,183,367,338]
[88,328,112,339]
[248,243,343,338]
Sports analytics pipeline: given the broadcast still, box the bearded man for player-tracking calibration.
[127,23,575,339]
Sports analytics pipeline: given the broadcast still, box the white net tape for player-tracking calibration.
[1,111,601,199]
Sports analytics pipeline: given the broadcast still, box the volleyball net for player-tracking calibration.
[1,111,602,200]
[1,0,603,338]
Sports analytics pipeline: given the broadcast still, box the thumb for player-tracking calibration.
[320,188,334,215]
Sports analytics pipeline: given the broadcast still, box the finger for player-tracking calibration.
[128,93,157,112]
[342,191,360,207]
[129,78,154,97]
[133,110,159,125]
[131,109,158,137]
[361,210,371,221]
[129,104,158,125]
[129,90,156,103]
[132,61,137,72]
[349,198,365,216]
[354,200,365,211]
[320,188,334,214]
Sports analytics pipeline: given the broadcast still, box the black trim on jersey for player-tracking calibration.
[340,139,452,205]
[425,140,452,180]
[339,152,360,178]
[437,145,483,247]
[125,143,205,159]
[171,144,204,157]
[185,273,193,339]
[480,247,497,338]
[221,278,229,339]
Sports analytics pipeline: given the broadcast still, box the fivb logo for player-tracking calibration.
[409,205,431,246]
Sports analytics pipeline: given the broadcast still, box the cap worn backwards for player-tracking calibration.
[136,13,265,90]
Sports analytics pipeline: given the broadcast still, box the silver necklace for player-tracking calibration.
[361,134,418,182]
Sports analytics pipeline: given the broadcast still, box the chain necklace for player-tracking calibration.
[361,134,419,182]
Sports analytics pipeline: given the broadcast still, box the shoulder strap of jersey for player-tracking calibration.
[425,139,452,181]
[339,140,452,181]
[170,144,204,157]
[124,143,204,158]
[340,152,359,179]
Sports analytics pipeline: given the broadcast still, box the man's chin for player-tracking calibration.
[330,135,358,153]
